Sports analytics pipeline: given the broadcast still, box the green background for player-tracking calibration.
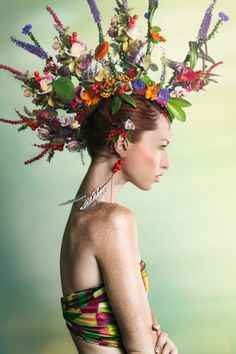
[0,1,235,353]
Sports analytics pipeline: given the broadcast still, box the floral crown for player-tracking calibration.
[0,0,229,165]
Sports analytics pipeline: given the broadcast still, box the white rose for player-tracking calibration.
[126,24,141,41]
[68,41,87,58]
[59,113,77,127]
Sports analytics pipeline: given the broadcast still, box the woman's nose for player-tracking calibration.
[160,151,170,170]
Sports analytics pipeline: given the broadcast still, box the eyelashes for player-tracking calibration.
[157,145,167,149]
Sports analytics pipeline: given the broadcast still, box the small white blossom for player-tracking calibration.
[174,86,188,98]
[124,119,135,130]
[126,24,141,41]
[59,113,77,127]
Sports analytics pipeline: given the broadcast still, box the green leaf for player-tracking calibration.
[120,94,137,108]
[111,95,122,114]
[151,26,162,33]
[143,54,151,71]
[168,97,192,108]
[150,63,159,72]
[160,57,177,70]
[149,3,158,24]
[198,48,215,65]
[167,101,186,122]
[52,77,75,104]
[141,75,154,85]
[189,45,198,70]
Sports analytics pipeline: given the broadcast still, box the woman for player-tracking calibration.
[0,1,228,353]
[60,96,178,354]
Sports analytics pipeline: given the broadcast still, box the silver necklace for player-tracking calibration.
[58,174,113,210]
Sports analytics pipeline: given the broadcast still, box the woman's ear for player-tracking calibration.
[112,133,129,157]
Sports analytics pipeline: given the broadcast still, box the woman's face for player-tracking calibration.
[123,114,171,190]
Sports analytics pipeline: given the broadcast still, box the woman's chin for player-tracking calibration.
[131,180,156,191]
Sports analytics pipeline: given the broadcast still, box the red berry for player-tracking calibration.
[34,71,40,76]
[72,32,78,37]
[128,22,133,28]
[130,18,135,24]
[134,15,139,20]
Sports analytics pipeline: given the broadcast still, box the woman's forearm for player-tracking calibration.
[125,329,158,354]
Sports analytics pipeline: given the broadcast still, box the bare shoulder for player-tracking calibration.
[90,201,137,243]
[89,202,139,266]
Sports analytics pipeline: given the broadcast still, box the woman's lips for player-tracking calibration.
[155,173,163,182]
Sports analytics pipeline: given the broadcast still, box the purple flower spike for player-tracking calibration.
[10,37,48,60]
[197,0,217,40]
[87,0,101,24]
[219,12,229,22]
[22,24,32,35]
[149,0,159,6]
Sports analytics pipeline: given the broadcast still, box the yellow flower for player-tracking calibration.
[145,84,160,100]
[82,89,100,106]
[150,31,167,42]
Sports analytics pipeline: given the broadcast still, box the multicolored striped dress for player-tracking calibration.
[60,259,149,348]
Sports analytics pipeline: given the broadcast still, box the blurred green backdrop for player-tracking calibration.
[0,0,235,353]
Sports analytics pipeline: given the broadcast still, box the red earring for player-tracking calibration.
[112,159,124,173]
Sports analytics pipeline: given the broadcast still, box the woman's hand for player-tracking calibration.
[151,313,179,354]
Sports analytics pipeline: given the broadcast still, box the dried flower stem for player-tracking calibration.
[46,6,65,32]
[0,64,25,77]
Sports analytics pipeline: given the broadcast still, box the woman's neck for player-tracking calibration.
[75,157,127,205]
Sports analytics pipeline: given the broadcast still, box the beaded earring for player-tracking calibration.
[105,118,135,173]
[112,159,124,173]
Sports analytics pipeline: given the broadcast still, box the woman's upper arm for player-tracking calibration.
[94,206,155,353]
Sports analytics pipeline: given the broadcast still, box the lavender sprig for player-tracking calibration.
[197,0,217,40]
[87,0,101,24]
[10,36,49,60]
[86,0,104,43]
[149,0,159,5]
[207,12,229,40]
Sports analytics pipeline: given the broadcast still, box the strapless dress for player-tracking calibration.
[60,259,149,348]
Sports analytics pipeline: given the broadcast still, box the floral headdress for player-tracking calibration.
[0,0,229,165]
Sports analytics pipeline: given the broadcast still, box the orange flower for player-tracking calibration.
[82,89,100,106]
[146,84,160,100]
[150,30,167,42]
[95,41,110,61]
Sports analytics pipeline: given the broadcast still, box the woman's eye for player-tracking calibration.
[160,145,167,149]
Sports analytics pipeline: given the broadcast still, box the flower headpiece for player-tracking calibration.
[0,0,229,165]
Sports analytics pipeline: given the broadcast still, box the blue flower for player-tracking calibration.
[219,12,229,22]
[22,24,32,35]
[155,87,170,107]
[132,79,146,91]
[144,13,150,20]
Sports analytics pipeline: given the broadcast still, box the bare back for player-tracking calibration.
[60,201,142,354]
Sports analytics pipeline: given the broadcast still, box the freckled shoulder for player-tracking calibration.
[69,202,135,245]
[85,202,136,242]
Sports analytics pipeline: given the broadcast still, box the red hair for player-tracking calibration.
[82,95,166,158]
